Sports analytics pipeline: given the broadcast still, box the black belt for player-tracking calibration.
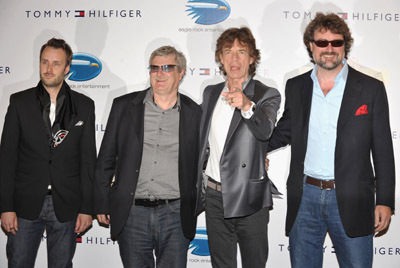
[306,176,335,190]
[134,198,179,207]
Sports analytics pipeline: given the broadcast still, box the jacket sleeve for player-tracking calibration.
[244,87,281,141]
[79,99,96,215]
[93,99,119,215]
[371,81,395,210]
[268,80,293,152]
[0,95,20,213]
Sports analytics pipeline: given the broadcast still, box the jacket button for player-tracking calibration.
[242,164,246,168]
[49,160,53,164]
[136,170,139,173]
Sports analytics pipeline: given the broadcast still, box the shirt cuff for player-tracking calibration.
[241,101,256,119]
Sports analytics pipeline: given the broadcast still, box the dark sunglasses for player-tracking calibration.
[149,64,177,73]
[312,39,345,48]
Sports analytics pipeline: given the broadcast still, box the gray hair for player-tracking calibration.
[149,46,186,73]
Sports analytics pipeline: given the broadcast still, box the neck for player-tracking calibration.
[153,91,178,111]
[44,85,62,104]
[316,62,343,81]
[316,64,343,96]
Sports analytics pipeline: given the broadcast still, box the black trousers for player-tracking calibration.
[205,186,270,268]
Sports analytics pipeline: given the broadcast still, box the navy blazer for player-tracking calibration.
[94,89,201,240]
[268,66,395,237]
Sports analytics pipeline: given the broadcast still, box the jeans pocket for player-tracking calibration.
[167,200,181,214]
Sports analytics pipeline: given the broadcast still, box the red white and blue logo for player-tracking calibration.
[186,0,231,25]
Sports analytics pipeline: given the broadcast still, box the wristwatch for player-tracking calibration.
[241,101,256,119]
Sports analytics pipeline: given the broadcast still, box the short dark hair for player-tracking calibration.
[303,13,353,63]
[40,38,73,66]
[215,27,260,77]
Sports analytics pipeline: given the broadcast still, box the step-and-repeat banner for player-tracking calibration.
[0,0,399,267]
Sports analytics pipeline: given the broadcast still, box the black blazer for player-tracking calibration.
[94,89,201,240]
[0,83,96,222]
[268,66,395,237]
[195,79,281,218]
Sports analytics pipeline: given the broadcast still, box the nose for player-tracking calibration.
[232,51,239,60]
[325,43,334,51]
[156,68,164,74]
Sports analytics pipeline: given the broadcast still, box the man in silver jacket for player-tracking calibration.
[195,27,281,268]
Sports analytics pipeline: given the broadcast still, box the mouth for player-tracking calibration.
[155,75,167,81]
[230,65,241,72]
[321,52,338,59]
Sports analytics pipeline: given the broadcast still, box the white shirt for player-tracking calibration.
[204,86,235,182]
[49,102,56,126]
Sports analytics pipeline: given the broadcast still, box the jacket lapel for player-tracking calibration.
[302,73,313,148]
[203,84,224,141]
[179,96,194,148]
[30,90,51,148]
[337,67,362,135]
[129,90,147,150]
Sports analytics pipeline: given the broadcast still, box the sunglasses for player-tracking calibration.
[149,64,177,73]
[312,39,345,48]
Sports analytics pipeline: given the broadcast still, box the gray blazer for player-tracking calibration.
[195,78,281,218]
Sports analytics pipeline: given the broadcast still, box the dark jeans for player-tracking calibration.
[7,195,76,268]
[117,199,190,268]
[205,186,269,268]
[289,180,373,268]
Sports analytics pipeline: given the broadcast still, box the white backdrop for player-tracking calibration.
[0,0,399,267]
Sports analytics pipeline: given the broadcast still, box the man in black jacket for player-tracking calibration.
[268,13,395,268]
[94,46,201,268]
[0,38,96,268]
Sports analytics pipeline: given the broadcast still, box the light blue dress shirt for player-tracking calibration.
[304,60,349,181]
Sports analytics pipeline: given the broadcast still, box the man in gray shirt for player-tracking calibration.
[94,46,201,268]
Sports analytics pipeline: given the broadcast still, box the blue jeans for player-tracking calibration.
[117,199,190,268]
[289,180,373,268]
[6,195,77,268]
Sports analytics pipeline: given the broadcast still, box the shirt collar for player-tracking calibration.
[144,88,181,111]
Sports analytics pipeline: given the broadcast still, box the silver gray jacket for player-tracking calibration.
[195,78,281,218]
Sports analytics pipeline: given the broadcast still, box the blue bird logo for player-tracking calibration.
[68,53,102,82]
[186,0,231,25]
[189,227,210,256]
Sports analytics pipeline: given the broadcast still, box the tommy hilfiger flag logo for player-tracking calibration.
[75,10,85,17]
[52,130,69,147]
[76,235,82,243]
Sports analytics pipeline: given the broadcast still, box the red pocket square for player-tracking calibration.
[355,104,368,116]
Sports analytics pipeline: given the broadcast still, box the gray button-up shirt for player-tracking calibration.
[135,89,180,200]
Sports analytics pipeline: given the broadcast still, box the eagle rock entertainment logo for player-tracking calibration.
[189,227,210,256]
[186,0,231,25]
[68,53,102,82]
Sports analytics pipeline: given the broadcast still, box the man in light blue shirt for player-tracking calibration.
[304,59,348,180]
[268,13,395,268]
